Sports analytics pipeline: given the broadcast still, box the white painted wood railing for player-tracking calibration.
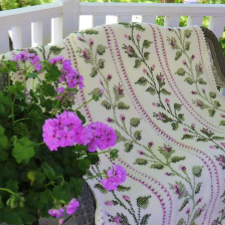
[0,0,225,54]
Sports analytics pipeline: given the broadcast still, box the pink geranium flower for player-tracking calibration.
[66,198,80,215]
[48,208,64,219]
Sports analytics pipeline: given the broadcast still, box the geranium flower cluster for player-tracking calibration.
[12,51,42,72]
[49,56,84,95]
[101,165,127,191]
[48,198,79,224]
[42,111,117,152]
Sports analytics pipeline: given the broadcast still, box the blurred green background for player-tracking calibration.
[0,0,225,56]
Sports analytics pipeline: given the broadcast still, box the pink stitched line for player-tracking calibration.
[107,24,219,225]
[154,25,224,134]
[151,25,219,224]
[105,24,172,224]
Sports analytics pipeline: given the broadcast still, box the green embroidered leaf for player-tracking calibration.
[161,88,171,95]
[0,126,8,149]
[134,59,142,68]
[134,130,142,140]
[176,68,186,76]
[134,23,146,31]
[117,185,131,192]
[98,59,105,69]
[184,77,194,85]
[177,218,185,225]
[113,85,124,101]
[208,109,215,117]
[117,213,129,224]
[220,120,225,126]
[214,100,221,107]
[144,52,150,60]
[96,45,107,55]
[135,77,148,86]
[169,37,179,49]
[172,122,179,131]
[50,46,64,55]
[115,130,126,143]
[212,136,224,140]
[119,22,130,28]
[134,158,148,166]
[12,137,35,164]
[196,138,208,142]
[195,99,210,110]
[182,134,194,140]
[184,29,192,38]
[94,184,108,193]
[209,91,216,99]
[174,103,182,111]
[178,113,185,121]
[195,182,202,194]
[175,51,182,60]
[159,146,175,160]
[170,156,186,163]
[185,41,191,50]
[146,87,156,95]
[179,198,189,212]
[150,164,164,170]
[137,196,151,209]
[130,118,141,127]
[143,40,152,48]
[198,78,207,85]
[82,29,99,35]
[101,100,111,110]
[195,63,203,77]
[117,102,130,110]
[192,166,203,177]
[124,142,134,153]
[90,67,98,77]
[110,149,119,160]
[140,214,151,225]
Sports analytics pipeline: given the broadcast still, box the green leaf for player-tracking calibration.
[146,87,156,95]
[140,214,151,225]
[170,156,186,163]
[96,45,107,55]
[117,102,130,110]
[134,23,146,31]
[176,68,186,76]
[53,185,71,202]
[137,196,151,209]
[150,164,164,170]
[124,142,134,153]
[0,125,8,149]
[196,138,208,142]
[178,113,185,121]
[134,130,142,140]
[144,52,150,60]
[179,198,189,212]
[94,184,108,193]
[27,171,37,186]
[77,159,91,171]
[174,103,182,111]
[182,134,194,140]
[98,59,105,69]
[82,29,99,35]
[45,65,61,82]
[50,46,64,55]
[135,77,148,86]
[130,118,141,127]
[76,110,86,124]
[177,218,185,225]
[195,182,202,194]
[185,41,190,50]
[115,130,126,143]
[175,51,182,60]
[195,63,203,77]
[134,158,148,166]
[134,59,142,68]
[212,136,224,140]
[220,120,225,126]
[208,109,215,117]
[42,162,55,181]
[198,78,207,85]
[209,91,216,99]
[192,166,203,177]
[184,77,194,85]
[117,185,131,192]
[5,180,19,192]
[90,67,98,77]
[12,137,35,164]
[119,22,130,28]
[143,40,152,48]
[214,100,221,107]
[101,100,111,110]
[184,29,192,38]
[161,88,171,95]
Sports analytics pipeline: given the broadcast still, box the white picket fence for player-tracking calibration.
[0,0,225,54]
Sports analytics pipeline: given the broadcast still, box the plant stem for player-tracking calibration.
[75,98,94,112]
[0,188,15,195]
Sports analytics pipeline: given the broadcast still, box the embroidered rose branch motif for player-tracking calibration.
[167,28,225,127]
[119,22,225,152]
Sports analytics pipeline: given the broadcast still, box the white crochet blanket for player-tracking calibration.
[7,23,225,225]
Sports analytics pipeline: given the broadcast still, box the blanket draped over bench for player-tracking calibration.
[6,23,225,225]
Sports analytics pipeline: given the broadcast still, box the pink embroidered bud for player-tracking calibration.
[123,195,130,201]
[100,89,105,95]
[179,166,186,171]
[143,69,148,74]
[89,39,94,45]
[107,74,112,80]
[105,201,114,206]
[210,145,216,149]
[186,208,190,214]
[221,143,225,147]
[165,172,172,176]
[220,114,225,118]
[100,80,103,85]
[78,37,84,42]
[137,150,144,155]
[191,123,195,128]
[107,117,113,123]
[165,98,170,104]
[151,64,155,70]
[148,142,154,147]
[197,198,202,204]
[201,88,205,93]
[120,114,125,121]
[191,54,195,60]
[183,128,189,133]
[182,60,187,65]
[124,34,129,39]
[191,91,197,95]
[152,102,158,107]
[136,34,141,41]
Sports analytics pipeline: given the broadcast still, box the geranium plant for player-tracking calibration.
[0,52,126,224]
